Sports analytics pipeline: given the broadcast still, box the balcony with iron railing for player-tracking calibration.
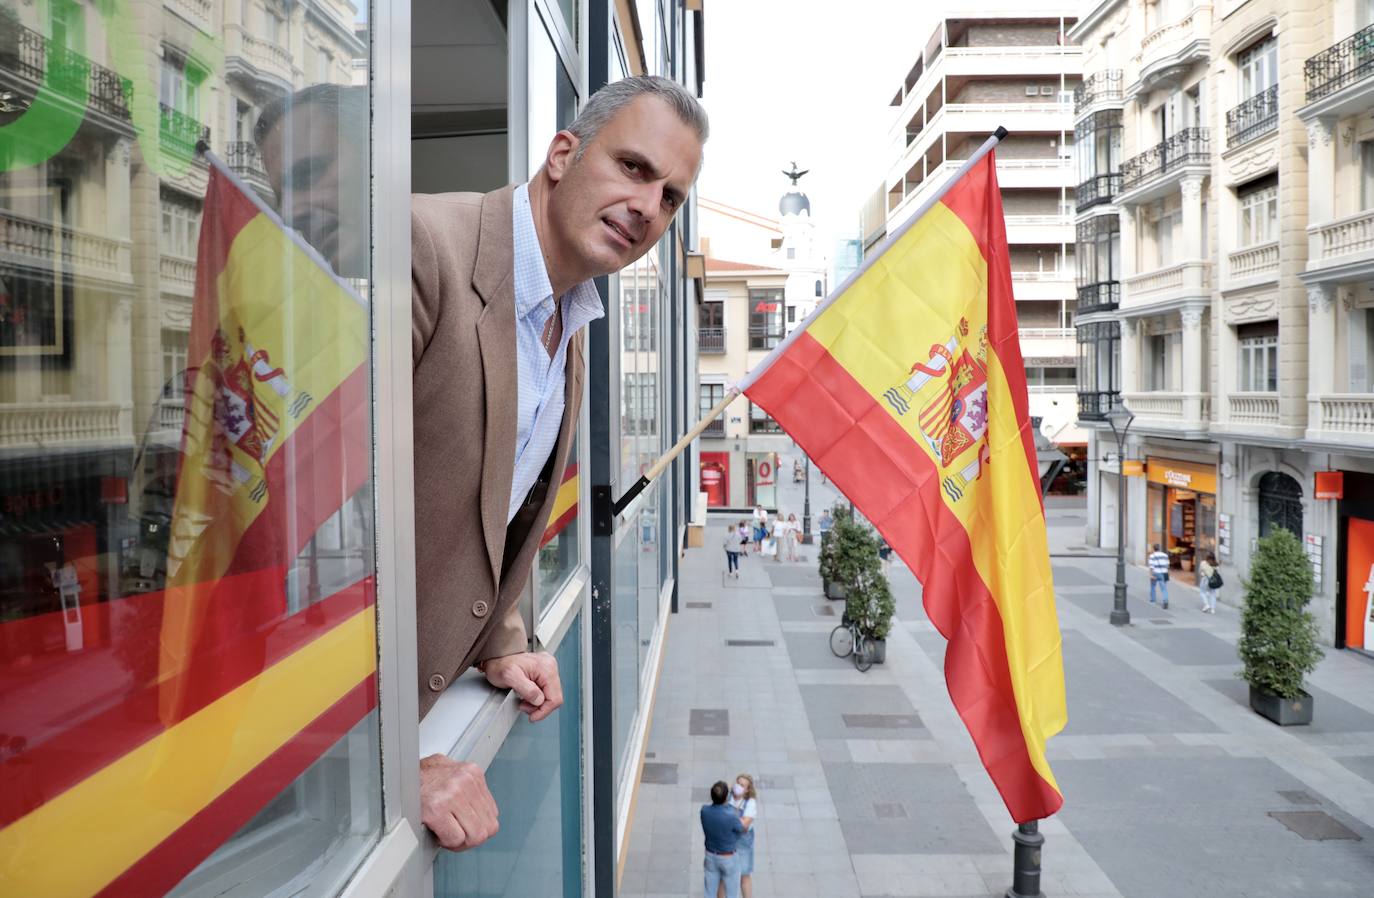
[1305,24,1374,104]
[1077,390,1121,422]
[701,418,725,439]
[1076,281,1120,315]
[0,20,134,131]
[160,103,211,160]
[1226,85,1278,148]
[699,326,725,354]
[1073,70,1123,117]
[1075,173,1122,211]
[1120,128,1210,193]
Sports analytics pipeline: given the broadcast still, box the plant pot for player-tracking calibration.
[863,638,886,664]
[1249,685,1313,726]
[826,580,847,600]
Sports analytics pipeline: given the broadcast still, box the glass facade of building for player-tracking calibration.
[0,0,705,893]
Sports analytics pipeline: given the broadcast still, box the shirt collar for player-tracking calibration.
[512,182,606,329]
[512,183,554,321]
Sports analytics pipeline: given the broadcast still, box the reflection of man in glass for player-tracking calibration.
[254,84,369,279]
[412,76,708,851]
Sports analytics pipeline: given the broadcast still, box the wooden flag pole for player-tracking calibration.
[610,126,1009,520]
[611,388,739,516]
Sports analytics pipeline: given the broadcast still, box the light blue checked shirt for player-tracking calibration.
[508,183,604,523]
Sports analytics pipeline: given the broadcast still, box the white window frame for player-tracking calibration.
[1239,333,1279,392]
[1238,36,1278,99]
[1238,182,1277,247]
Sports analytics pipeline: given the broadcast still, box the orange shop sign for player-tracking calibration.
[1145,457,1217,494]
[1315,471,1344,500]
[1121,460,1145,477]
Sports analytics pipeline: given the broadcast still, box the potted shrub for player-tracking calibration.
[848,566,896,664]
[1237,529,1324,726]
[821,507,868,601]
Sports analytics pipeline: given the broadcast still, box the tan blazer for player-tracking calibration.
[411,186,585,720]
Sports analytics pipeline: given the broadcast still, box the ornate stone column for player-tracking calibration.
[1181,305,1205,424]
[1181,177,1205,273]
[1306,118,1336,263]
[1306,283,1336,438]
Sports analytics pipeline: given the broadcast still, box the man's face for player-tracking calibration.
[259,103,368,278]
[545,95,702,277]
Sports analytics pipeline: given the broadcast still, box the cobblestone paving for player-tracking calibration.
[619,483,1374,898]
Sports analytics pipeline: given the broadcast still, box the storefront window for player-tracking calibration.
[0,1,381,894]
[434,614,585,898]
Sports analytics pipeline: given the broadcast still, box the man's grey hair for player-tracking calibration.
[567,75,709,159]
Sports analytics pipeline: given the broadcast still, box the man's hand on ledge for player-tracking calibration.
[419,754,499,851]
[481,651,564,722]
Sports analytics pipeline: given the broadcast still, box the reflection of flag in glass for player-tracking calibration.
[541,464,579,548]
[0,160,376,898]
[742,153,1067,823]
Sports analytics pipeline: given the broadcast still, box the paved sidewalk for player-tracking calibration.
[619,504,1374,898]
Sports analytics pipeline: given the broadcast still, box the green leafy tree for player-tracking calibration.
[1237,529,1324,699]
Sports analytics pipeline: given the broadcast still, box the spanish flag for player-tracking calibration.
[0,159,376,898]
[743,147,1067,822]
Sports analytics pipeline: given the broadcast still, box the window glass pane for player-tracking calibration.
[434,615,585,898]
[537,437,581,613]
[612,523,640,782]
[638,485,659,679]
[0,2,381,894]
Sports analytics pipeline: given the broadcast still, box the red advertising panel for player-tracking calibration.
[1347,517,1374,651]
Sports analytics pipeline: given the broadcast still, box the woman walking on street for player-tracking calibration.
[1198,551,1221,614]
[717,774,758,898]
[723,524,742,579]
[785,513,802,561]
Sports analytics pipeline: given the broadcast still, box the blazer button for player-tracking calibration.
[472,600,490,618]
[428,673,446,692]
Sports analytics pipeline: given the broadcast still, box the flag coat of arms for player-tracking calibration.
[743,150,1067,822]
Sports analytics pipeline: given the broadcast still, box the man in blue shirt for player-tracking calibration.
[700,780,745,898]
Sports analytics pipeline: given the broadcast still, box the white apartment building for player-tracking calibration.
[881,9,1085,447]
[696,179,827,510]
[1072,0,1374,653]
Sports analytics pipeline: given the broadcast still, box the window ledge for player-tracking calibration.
[418,669,522,769]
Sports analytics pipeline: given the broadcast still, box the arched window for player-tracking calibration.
[1257,471,1303,538]
[814,279,823,297]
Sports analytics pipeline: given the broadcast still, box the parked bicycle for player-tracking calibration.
[828,600,877,672]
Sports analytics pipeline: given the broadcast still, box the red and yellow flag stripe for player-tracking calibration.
[745,153,1066,822]
[541,463,579,548]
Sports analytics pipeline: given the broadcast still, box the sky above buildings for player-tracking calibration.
[698,0,933,254]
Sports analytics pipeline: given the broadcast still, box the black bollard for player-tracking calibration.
[1005,820,1044,898]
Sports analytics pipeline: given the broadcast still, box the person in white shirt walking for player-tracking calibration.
[1148,544,1170,609]
[1198,552,1220,614]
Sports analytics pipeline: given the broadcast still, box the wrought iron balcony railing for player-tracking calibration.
[1226,85,1278,147]
[226,141,269,181]
[701,418,725,438]
[1075,173,1122,211]
[1073,69,1123,115]
[1076,281,1120,315]
[1120,128,1210,191]
[1077,390,1121,422]
[160,102,211,159]
[699,326,726,353]
[1,21,133,121]
[1305,24,1374,103]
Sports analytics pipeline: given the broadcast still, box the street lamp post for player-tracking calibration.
[1105,405,1135,627]
[802,455,812,544]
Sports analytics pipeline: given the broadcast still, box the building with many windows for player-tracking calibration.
[1072,0,1374,654]
[879,8,1085,449]
[0,0,710,894]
